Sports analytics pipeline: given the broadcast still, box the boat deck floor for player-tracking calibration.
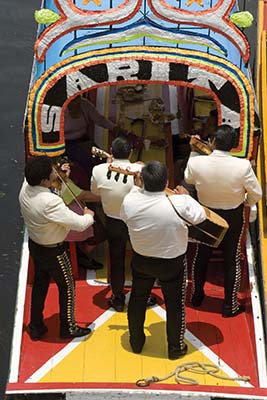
[6,242,267,398]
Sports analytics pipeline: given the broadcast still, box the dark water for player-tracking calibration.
[0,1,37,397]
[0,0,258,398]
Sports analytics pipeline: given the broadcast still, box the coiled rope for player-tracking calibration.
[136,362,250,387]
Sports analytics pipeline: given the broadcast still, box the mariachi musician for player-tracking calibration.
[120,160,206,359]
[91,134,157,312]
[19,156,94,340]
[184,124,262,317]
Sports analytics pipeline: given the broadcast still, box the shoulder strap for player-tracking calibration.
[166,195,192,226]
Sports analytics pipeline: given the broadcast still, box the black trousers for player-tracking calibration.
[128,251,187,351]
[29,239,76,333]
[105,216,129,300]
[191,204,245,312]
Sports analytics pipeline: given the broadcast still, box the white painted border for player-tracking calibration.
[8,229,30,382]
[246,233,267,387]
[5,387,267,400]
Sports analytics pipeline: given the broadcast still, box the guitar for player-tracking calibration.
[107,165,138,183]
[91,146,111,159]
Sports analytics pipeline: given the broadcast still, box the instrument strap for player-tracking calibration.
[166,195,219,242]
[166,195,193,226]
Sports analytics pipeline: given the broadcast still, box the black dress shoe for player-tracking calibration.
[108,296,125,312]
[168,343,188,360]
[191,293,205,307]
[29,324,48,341]
[146,295,157,307]
[222,304,245,318]
[60,325,91,339]
[130,334,146,354]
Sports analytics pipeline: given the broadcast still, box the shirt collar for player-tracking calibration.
[29,183,51,193]
[143,189,166,197]
[112,158,131,164]
[211,149,230,156]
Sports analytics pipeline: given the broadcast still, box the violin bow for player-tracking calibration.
[41,151,85,212]
[52,167,85,212]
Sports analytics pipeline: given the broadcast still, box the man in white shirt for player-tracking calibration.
[19,156,94,340]
[121,160,206,359]
[91,135,149,312]
[184,124,262,317]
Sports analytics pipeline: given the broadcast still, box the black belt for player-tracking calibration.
[41,241,65,248]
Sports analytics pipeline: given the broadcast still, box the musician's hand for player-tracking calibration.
[83,207,95,217]
[60,163,71,178]
[106,155,113,163]
[173,185,189,195]
[134,171,143,188]
[207,138,215,152]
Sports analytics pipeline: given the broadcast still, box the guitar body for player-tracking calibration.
[188,208,229,248]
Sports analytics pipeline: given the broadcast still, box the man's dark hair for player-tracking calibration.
[24,156,53,186]
[214,124,238,151]
[141,160,168,192]
[111,134,132,159]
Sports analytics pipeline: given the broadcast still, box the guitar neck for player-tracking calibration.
[108,165,137,176]
[91,146,111,159]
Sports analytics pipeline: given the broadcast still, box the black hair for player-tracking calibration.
[214,124,238,151]
[141,160,167,192]
[111,134,132,159]
[24,156,53,186]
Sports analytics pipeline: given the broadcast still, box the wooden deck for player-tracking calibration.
[6,235,267,399]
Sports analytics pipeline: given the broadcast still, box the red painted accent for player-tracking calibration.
[264,0,267,31]
[68,242,78,279]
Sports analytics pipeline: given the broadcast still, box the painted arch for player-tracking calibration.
[28,46,254,159]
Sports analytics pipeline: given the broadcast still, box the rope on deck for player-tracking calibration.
[136,362,250,387]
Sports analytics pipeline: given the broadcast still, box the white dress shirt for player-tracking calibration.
[19,180,94,245]
[184,150,262,209]
[91,159,143,219]
[120,187,206,258]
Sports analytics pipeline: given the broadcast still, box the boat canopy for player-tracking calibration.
[27,0,258,159]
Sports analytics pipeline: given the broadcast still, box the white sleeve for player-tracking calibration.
[184,159,196,185]
[120,200,127,223]
[243,163,262,206]
[90,168,100,195]
[44,195,94,232]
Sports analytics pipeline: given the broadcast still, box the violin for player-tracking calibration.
[51,156,70,191]
[189,136,213,155]
[177,134,213,155]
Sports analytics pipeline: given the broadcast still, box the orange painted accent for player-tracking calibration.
[186,0,204,6]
